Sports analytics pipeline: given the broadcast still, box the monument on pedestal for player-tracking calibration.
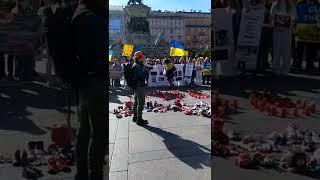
[123,0,169,58]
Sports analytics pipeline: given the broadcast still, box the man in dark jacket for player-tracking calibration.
[132,51,148,126]
[72,0,107,180]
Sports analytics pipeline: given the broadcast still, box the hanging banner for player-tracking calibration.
[148,65,158,87]
[212,8,236,76]
[184,64,193,84]
[295,0,320,43]
[184,64,194,77]
[236,0,265,71]
[173,64,184,86]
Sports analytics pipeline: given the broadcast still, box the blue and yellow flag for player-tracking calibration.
[170,40,186,57]
[109,50,113,61]
[122,44,134,57]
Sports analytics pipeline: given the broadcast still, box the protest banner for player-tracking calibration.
[295,0,320,43]
[212,8,236,76]
[236,0,265,71]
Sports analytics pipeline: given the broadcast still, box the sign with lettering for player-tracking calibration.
[296,0,320,43]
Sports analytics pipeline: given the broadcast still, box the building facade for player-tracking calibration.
[109,5,125,44]
[184,12,211,53]
[148,11,186,43]
[148,11,211,53]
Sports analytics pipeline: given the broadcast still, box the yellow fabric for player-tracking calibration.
[122,44,134,57]
[202,69,211,75]
[170,47,185,56]
[165,62,174,70]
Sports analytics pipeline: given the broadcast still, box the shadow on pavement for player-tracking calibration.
[0,82,73,135]
[143,125,211,170]
[109,86,133,104]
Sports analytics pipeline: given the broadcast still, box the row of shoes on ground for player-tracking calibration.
[213,129,320,176]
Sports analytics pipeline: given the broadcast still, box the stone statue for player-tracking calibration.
[127,0,143,5]
[127,17,150,33]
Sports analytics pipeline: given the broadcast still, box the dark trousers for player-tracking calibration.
[258,28,273,71]
[295,42,318,70]
[202,74,211,85]
[133,86,145,120]
[75,78,108,180]
[191,70,196,84]
[15,55,34,80]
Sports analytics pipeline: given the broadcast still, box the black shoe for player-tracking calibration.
[136,119,148,126]
[13,150,21,167]
[21,149,28,167]
[23,166,43,179]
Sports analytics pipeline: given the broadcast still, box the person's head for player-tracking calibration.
[133,51,145,64]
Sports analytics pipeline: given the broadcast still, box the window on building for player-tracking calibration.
[170,28,173,34]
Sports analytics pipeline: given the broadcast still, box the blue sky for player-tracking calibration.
[109,0,211,12]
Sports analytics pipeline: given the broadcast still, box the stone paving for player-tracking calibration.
[109,85,211,180]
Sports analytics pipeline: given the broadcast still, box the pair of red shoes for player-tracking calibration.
[48,155,71,174]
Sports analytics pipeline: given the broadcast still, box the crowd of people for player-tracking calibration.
[109,55,212,87]
[214,0,320,76]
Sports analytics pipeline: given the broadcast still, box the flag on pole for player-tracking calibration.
[109,50,113,61]
[122,44,134,57]
[183,50,188,57]
[169,40,185,57]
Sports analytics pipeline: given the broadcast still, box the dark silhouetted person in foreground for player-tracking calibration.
[72,0,107,180]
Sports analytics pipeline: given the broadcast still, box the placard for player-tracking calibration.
[173,64,184,86]
[296,0,320,43]
[213,8,236,76]
[236,0,265,70]
[184,64,194,77]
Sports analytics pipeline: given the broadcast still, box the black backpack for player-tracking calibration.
[123,63,136,90]
[47,5,81,87]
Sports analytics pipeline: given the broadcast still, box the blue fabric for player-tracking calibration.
[132,63,146,84]
[203,62,210,69]
[169,40,184,49]
[296,0,320,23]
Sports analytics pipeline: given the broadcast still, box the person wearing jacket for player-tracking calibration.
[270,0,296,76]
[72,0,108,180]
[132,51,148,126]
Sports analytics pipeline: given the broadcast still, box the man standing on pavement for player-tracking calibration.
[72,0,107,180]
[132,51,149,126]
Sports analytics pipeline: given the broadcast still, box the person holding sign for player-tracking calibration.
[270,0,296,76]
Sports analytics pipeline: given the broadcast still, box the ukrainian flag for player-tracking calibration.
[109,50,113,61]
[170,40,186,57]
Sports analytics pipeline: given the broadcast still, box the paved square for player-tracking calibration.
[109,86,211,180]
